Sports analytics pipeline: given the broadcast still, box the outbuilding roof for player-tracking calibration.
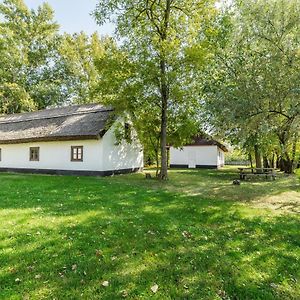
[186,136,228,152]
[0,104,114,144]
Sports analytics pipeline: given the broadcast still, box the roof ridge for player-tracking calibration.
[0,103,103,116]
[0,106,113,125]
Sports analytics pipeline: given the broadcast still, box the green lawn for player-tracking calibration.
[0,167,299,299]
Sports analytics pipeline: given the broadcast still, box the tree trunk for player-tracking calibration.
[282,158,293,173]
[270,152,275,169]
[276,156,279,169]
[158,0,171,180]
[277,130,296,173]
[254,144,262,169]
[249,153,253,168]
[159,75,168,180]
[281,138,298,174]
[280,139,297,174]
[146,156,152,166]
[263,156,270,168]
[277,156,284,171]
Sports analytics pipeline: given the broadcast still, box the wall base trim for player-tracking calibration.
[169,164,189,168]
[0,167,142,177]
[169,164,218,169]
[196,165,218,169]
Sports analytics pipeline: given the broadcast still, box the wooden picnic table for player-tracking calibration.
[238,167,276,180]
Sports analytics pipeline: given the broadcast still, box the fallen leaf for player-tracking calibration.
[182,231,192,239]
[217,289,226,297]
[270,283,278,289]
[27,265,34,272]
[151,284,159,293]
[15,278,21,283]
[9,267,17,274]
[102,280,109,287]
[72,264,77,271]
[34,274,41,279]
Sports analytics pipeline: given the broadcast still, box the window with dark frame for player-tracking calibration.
[71,146,83,162]
[29,147,40,161]
[124,122,131,141]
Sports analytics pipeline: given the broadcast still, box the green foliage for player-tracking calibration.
[0,0,120,113]
[113,119,133,145]
[0,0,65,112]
[225,148,249,163]
[0,83,36,114]
[94,0,218,178]
[204,0,300,172]
[59,33,116,104]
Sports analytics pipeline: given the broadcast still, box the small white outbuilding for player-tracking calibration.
[0,104,143,176]
[169,136,228,169]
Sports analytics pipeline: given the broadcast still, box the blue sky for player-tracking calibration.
[23,0,114,35]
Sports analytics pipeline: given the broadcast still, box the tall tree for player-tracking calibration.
[59,32,116,104]
[0,0,64,113]
[204,0,300,173]
[94,0,217,179]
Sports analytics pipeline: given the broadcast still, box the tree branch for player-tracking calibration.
[249,109,292,120]
[170,5,191,17]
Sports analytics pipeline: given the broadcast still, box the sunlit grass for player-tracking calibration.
[0,167,299,299]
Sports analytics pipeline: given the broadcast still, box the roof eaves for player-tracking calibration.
[0,134,100,145]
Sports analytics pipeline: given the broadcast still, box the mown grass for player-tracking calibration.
[0,167,299,299]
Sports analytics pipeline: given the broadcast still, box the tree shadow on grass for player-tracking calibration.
[117,168,300,209]
[0,173,299,299]
[0,168,299,211]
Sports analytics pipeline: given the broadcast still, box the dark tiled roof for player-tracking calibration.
[186,136,228,152]
[0,104,114,144]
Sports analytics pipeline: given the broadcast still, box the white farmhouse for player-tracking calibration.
[169,136,228,169]
[0,104,143,176]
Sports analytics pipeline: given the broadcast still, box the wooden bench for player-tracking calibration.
[238,168,276,180]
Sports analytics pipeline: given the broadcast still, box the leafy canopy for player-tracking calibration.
[94,0,218,176]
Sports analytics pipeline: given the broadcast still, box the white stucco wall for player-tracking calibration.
[0,123,143,173]
[101,124,144,171]
[170,145,225,168]
[0,140,102,171]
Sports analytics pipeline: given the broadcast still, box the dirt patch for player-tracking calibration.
[253,191,300,213]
